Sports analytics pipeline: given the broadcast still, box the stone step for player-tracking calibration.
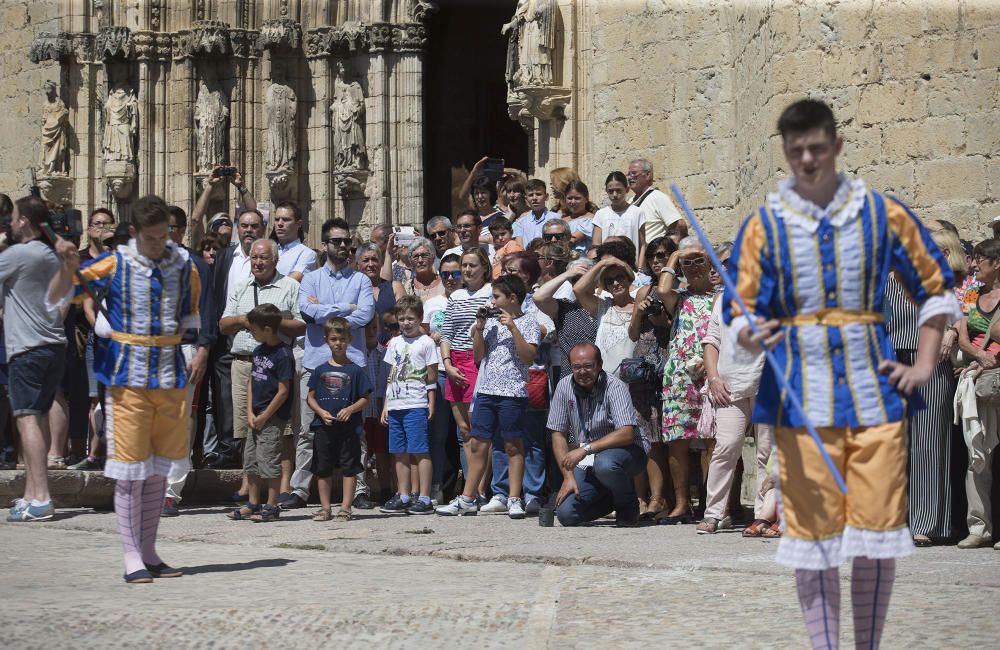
[0,469,244,509]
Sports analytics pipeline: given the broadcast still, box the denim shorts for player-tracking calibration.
[7,344,66,417]
[470,393,526,440]
[387,408,429,454]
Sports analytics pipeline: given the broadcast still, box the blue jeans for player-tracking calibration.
[491,409,546,500]
[557,445,647,526]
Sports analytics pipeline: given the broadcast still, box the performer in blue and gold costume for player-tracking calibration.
[724,99,960,649]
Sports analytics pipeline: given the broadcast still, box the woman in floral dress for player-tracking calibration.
[656,237,718,523]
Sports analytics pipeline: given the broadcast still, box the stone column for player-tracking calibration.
[365,23,393,228]
[392,23,425,229]
[307,54,334,247]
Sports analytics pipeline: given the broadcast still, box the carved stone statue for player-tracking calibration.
[502,0,556,90]
[331,63,367,171]
[194,80,229,172]
[40,81,69,175]
[102,82,138,164]
[265,82,296,174]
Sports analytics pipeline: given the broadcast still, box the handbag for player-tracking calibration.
[527,367,549,409]
[973,306,1000,404]
[618,357,656,384]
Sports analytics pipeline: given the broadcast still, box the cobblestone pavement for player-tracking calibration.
[2,507,998,649]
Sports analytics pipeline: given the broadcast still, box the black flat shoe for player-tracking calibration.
[145,562,183,578]
[124,569,154,584]
[912,536,933,548]
[657,512,695,525]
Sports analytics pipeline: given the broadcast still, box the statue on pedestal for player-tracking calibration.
[331,62,367,172]
[102,81,138,164]
[502,0,556,91]
[265,82,296,174]
[194,80,229,172]
[40,81,69,176]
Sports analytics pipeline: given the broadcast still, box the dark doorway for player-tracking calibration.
[424,0,529,222]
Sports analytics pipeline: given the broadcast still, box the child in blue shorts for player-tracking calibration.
[379,296,439,515]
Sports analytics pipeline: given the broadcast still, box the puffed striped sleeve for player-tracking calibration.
[885,196,961,326]
[72,251,118,303]
[722,211,774,332]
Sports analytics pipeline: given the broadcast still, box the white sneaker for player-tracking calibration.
[507,497,526,519]
[435,495,479,516]
[524,496,541,515]
[480,495,508,514]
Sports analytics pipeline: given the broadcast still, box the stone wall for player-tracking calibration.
[0,0,62,197]
[579,0,1000,243]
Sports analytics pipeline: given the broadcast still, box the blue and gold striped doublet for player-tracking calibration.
[77,241,202,390]
[723,175,956,429]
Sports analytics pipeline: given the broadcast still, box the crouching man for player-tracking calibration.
[549,342,648,527]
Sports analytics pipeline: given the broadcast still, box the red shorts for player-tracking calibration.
[363,417,389,455]
[445,349,478,403]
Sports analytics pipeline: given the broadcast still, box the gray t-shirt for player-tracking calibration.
[0,239,67,358]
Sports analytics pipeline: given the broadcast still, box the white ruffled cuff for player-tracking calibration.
[917,292,962,328]
[104,455,191,482]
[775,526,914,570]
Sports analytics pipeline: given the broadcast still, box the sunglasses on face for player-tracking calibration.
[324,237,351,246]
[543,232,568,241]
[441,270,462,281]
[651,250,670,260]
[603,275,629,286]
[680,256,707,267]
[384,322,400,330]
[428,230,449,239]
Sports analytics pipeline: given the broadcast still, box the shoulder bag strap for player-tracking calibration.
[980,301,1000,350]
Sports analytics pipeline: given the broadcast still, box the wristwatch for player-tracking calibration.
[582,443,594,455]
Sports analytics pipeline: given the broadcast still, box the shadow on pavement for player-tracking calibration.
[181,558,296,575]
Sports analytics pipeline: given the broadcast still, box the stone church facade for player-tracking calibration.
[1,1,997,245]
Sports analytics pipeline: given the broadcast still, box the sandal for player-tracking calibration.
[251,504,281,522]
[226,503,260,520]
[696,517,721,534]
[312,509,332,522]
[335,509,352,522]
[912,534,932,547]
[742,518,771,537]
[761,522,781,538]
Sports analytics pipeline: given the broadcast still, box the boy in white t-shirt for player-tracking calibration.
[379,295,439,515]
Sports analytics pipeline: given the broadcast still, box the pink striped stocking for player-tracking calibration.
[114,480,146,575]
[140,475,167,566]
[851,558,896,649]
[796,568,841,650]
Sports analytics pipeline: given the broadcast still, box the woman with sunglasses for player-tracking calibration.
[626,236,678,519]
[440,248,493,499]
[592,171,647,265]
[574,244,638,378]
[654,236,718,524]
[563,180,597,255]
[392,237,444,303]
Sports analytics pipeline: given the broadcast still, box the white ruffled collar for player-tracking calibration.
[119,239,188,274]
[768,173,867,232]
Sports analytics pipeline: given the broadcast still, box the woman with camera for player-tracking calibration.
[627,236,677,519]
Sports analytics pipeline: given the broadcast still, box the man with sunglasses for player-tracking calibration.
[540,219,572,251]
[424,217,455,261]
[285,218,375,509]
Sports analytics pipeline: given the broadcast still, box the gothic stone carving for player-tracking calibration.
[394,23,428,52]
[195,81,229,172]
[103,82,138,164]
[256,18,301,52]
[503,0,557,92]
[229,29,258,59]
[97,26,134,60]
[368,23,394,52]
[134,31,173,60]
[175,20,230,59]
[265,82,297,191]
[410,0,439,23]
[40,81,70,176]
[29,32,73,64]
[332,62,367,173]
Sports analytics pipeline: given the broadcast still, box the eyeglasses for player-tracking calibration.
[502,267,517,275]
[411,252,432,260]
[428,230,450,239]
[384,322,400,330]
[543,232,568,241]
[441,270,462,281]
[212,220,232,229]
[679,256,707,267]
[324,237,351,246]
